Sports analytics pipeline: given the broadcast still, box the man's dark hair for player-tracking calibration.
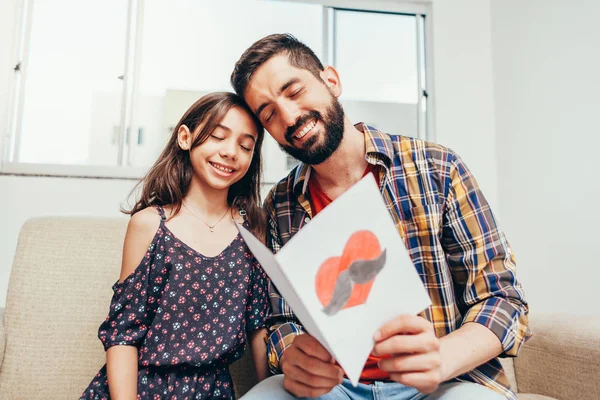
[231,33,325,97]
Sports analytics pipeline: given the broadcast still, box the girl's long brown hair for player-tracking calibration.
[123,92,266,237]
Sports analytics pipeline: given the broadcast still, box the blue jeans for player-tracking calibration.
[240,375,506,400]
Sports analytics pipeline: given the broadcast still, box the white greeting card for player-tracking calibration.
[237,174,431,386]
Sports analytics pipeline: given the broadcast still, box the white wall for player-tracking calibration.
[431,0,498,209]
[491,0,600,315]
[0,0,499,307]
[342,100,417,136]
[0,176,136,307]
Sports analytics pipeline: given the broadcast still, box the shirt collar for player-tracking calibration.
[292,122,394,196]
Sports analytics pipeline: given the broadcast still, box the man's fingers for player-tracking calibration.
[279,333,344,398]
[295,334,335,363]
[377,352,442,373]
[374,315,432,342]
[372,332,439,356]
[281,361,343,390]
[285,347,344,382]
[283,337,344,382]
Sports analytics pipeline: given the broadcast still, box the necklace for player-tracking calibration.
[182,202,230,233]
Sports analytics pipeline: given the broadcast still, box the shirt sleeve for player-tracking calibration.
[263,189,307,374]
[441,151,532,357]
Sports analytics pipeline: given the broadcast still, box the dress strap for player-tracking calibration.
[155,205,167,221]
[237,208,250,227]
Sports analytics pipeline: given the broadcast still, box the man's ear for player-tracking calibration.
[177,125,193,150]
[320,65,342,98]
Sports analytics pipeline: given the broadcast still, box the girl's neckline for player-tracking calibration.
[156,205,248,260]
[162,223,243,260]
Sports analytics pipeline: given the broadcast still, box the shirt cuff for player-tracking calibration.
[461,297,532,357]
[266,322,306,374]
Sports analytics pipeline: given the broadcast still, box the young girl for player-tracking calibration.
[80,92,270,400]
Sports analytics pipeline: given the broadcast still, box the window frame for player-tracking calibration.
[1,0,434,182]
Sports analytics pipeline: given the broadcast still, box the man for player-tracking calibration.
[231,34,530,400]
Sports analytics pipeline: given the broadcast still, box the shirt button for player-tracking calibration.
[304,217,310,223]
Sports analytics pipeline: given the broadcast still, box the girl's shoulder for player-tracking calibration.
[118,206,164,283]
[129,206,163,231]
[126,206,169,248]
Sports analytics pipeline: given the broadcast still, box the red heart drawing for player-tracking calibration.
[315,230,383,311]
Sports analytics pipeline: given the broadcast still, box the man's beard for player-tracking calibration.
[280,95,345,165]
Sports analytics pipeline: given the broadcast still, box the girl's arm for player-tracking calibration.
[107,346,139,400]
[106,208,161,399]
[249,328,269,382]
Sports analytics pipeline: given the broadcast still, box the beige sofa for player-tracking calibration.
[0,217,599,399]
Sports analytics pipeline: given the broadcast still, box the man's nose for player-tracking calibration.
[280,100,301,129]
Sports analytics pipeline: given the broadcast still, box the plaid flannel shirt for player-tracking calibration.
[263,123,531,399]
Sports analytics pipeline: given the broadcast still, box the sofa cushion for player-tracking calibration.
[0,308,5,370]
[0,218,127,399]
[517,394,557,400]
[515,314,600,400]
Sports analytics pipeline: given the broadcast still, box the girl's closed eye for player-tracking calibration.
[211,134,225,141]
[240,137,256,152]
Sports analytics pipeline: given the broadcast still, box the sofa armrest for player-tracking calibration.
[0,307,5,371]
[514,313,600,399]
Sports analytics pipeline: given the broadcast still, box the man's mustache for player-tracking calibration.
[285,110,323,144]
[322,249,387,316]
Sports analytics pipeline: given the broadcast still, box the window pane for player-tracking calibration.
[18,0,127,165]
[334,10,419,136]
[131,0,323,182]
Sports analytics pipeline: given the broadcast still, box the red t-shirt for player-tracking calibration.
[307,164,390,383]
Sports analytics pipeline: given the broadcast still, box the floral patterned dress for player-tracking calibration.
[80,206,270,400]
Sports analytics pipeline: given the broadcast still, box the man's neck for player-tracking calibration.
[311,118,368,198]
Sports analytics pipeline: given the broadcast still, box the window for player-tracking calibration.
[3,0,431,182]
[11,0,128,166]
[334,9,428,137]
